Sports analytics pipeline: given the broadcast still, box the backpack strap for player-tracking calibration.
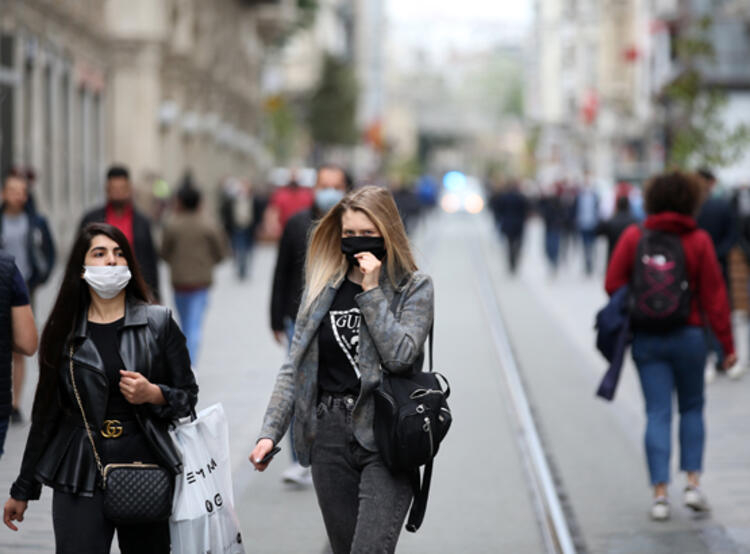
[405,460,433,532]
[388,277,438,532]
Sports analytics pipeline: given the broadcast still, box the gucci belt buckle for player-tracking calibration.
[101,419,124,439]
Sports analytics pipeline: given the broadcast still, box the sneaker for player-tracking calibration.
[727,364,747,380]
[705,364,717,385]
[684,486,710,512]
[651,497,670,521]
[281,463,313,486]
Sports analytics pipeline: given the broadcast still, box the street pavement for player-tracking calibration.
[0,210,748,553]
[484,215,750,554]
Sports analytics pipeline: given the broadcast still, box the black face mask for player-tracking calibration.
[341,237,386,266]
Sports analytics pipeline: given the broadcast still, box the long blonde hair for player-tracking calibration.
[302,186,418,314]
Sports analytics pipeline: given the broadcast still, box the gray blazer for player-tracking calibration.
[259,268,434,466]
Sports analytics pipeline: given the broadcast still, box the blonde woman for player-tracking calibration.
[250,186,434,553]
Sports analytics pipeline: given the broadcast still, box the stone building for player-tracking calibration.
[0,0,293,240]
[528,0,750,187]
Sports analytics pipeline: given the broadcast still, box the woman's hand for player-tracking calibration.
[119,370,166,405]
[355,252,381,291]
[723,353,738,371]
[3,498,28,531]
[249,438,275,471]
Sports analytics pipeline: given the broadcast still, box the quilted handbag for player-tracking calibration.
[69,347,173,524]
[102,463,173,524]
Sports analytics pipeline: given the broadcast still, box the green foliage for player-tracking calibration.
[307,55,359,147]
[265,95,300,164]
[663,17,750,169]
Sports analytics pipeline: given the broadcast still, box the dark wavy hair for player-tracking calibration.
[38,223,151,374]
[643,171,703,216]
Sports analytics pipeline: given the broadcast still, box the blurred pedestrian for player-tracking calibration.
[0,252,37,455]
[161,183,228,366]
[3,223,197,553]
[0,170,55,422]
[268,170,314,231]
[495,180,529,274]
[574,176,600,275]
[220,177,261,280]
[270,163,350,485]
[597,194,637,265]
[605,170,735,521]
[696,168,737,287]
[695,168,737,379]
[539,184,566,274]
[488,179,504,237]
[80,165,161,302]
[251,186,434,554]
[390,179,421,235]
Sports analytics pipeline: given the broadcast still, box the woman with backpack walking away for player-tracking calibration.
[249,186,434,553]
[605,171,736,521]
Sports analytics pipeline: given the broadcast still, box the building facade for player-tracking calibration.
[529,0,750,187]
[0,0,291,240]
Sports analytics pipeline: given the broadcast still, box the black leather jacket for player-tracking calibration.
[10,297,198,500]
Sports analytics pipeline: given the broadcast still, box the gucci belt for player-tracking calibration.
[100,419,124,439]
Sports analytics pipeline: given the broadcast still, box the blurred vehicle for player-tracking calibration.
[439,171,485,214]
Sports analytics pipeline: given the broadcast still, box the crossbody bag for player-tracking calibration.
[68,345,173,525]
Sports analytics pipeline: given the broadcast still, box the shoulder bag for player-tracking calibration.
[69,346,173,525]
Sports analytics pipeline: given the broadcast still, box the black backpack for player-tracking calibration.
[373,291,452,532]
[629,228,691,331]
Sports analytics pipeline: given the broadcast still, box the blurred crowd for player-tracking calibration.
[0,163,437,467]
[486,168,750,378]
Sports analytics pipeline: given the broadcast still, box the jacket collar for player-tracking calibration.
[644,212,697,234]
[74,294,148,338]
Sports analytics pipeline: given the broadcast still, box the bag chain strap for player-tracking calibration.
[68,345,106,481]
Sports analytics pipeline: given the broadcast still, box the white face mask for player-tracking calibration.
[83,266,132,299]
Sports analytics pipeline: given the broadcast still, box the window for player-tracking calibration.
[23,57,33,166]
[0,34,14,179]
[61,71,70,208]
[43,63,53,205]
[91,92,101,203]
[77,86,87,204]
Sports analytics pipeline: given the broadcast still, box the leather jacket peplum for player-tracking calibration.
[10,296,198,500]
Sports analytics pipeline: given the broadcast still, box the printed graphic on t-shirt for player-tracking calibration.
[329,308,361,375]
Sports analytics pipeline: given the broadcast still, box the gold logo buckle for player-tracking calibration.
[101,419,123,439]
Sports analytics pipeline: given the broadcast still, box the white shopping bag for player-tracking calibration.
[169,403,246,554]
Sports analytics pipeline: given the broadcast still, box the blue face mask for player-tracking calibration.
[314,188,344,214]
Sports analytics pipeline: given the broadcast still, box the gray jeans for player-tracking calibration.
[311,395,413,554]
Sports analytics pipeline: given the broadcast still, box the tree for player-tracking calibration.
[307,55,359,148]
[662,16,750,169]
[264,95,301,165]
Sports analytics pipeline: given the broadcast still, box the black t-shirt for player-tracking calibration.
[87,318,134,419]
[318,279,363,395]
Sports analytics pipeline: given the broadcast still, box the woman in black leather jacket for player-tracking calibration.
[2,223,198,553]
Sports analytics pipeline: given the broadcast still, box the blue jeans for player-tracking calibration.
[231,229,254,279]
[173,288,209,366]
[544,228,561,268]
[580,228,597,274]
[632,326,708,485]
